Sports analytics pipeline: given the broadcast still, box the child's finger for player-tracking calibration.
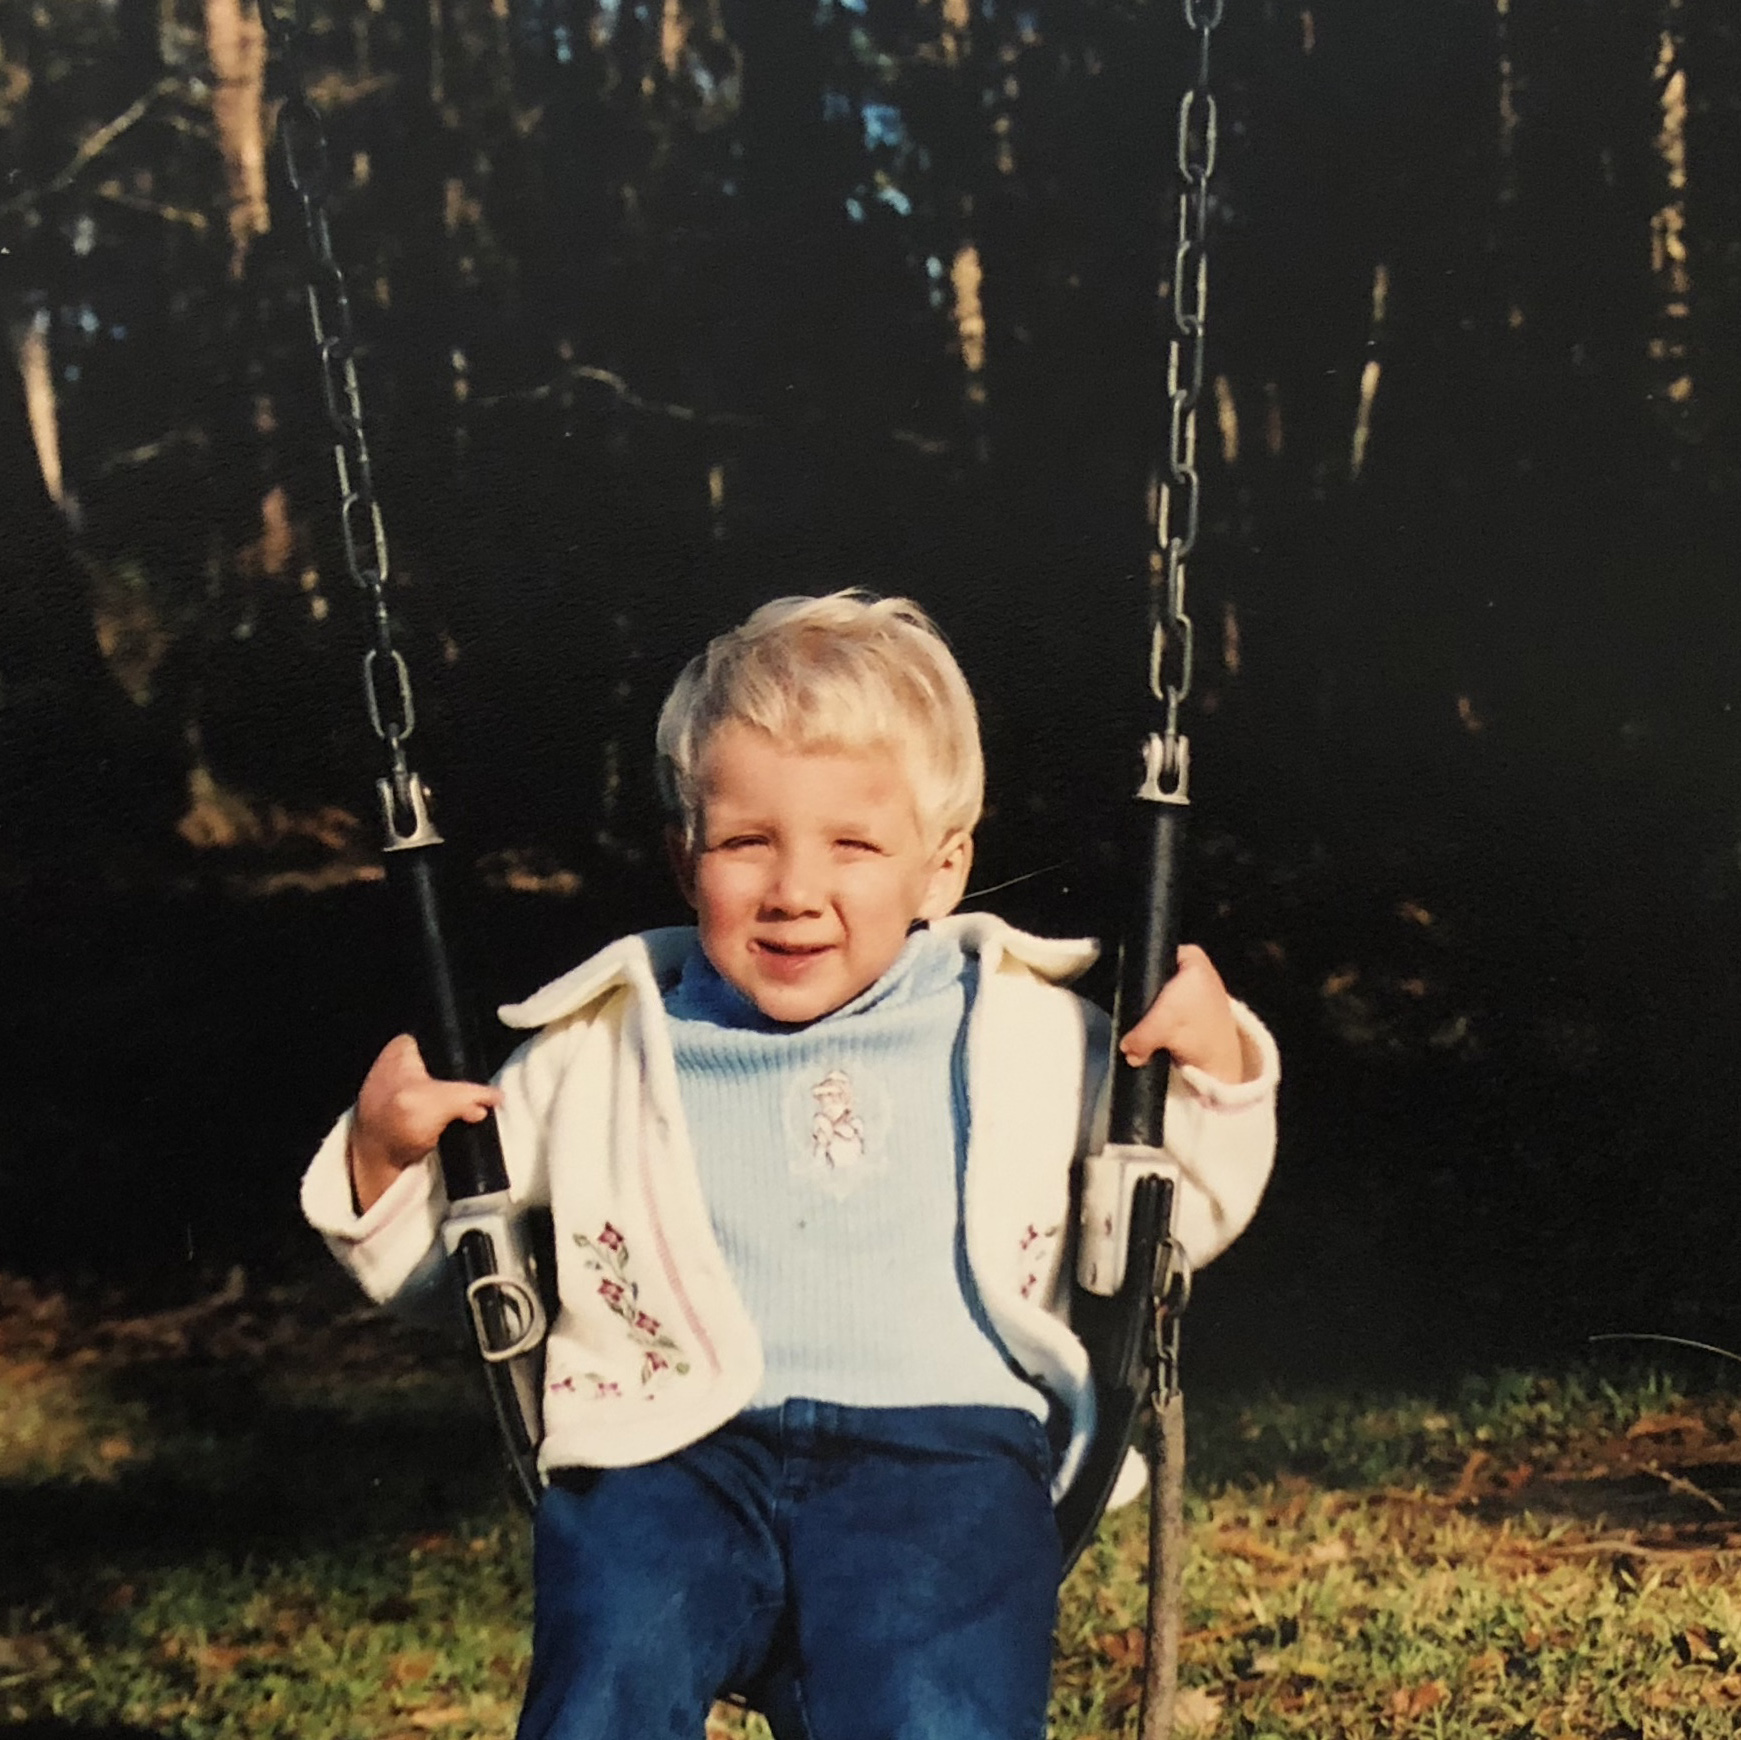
[1118,1007,1174,1068]
[404,1080,502,1141]
[455,1085,506,1124]
[1119,982,1186,1066]
[369,1037,495,1109]
[1117,944,1227,1066]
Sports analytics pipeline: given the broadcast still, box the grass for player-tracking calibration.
[5,1270,1740,1739]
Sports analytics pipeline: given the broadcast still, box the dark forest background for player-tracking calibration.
[0,0,1737,1392]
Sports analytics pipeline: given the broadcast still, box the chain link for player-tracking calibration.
[257,0,422,826]
[1150,0,1222,751]
[1151,1235,1192,1404]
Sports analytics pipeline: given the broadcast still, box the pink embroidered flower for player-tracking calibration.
[548,1375,576,1393]
[569,1224,690,1392]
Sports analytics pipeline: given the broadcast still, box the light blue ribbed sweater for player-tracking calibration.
[662,927,1043,1416]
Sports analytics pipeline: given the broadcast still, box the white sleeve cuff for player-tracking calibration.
[299,1109,448,1304]
[1173,997,1281,1109]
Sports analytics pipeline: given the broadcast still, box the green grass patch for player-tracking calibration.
[5,1272,1740,1738]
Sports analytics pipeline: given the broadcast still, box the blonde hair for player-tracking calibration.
[655,591,984,847]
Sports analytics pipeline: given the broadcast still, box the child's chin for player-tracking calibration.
[746,972,871,1026]
[750,988,850,1025]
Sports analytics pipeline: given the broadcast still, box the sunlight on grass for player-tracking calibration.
[5,1274,1741,1737]
[0,1352,152,1485]
[1055,1472,1741,1736]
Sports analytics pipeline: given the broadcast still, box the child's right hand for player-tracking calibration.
[349,1034,504,1214]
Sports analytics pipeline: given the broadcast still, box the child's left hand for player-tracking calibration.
[1119,943,1249,1084]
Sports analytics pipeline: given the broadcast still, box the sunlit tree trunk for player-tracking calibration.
[203,0,269,279]
[1646,0,1697,433]
[0,324,180,858]
[15,310,65,513]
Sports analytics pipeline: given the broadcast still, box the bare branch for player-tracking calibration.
[0,76,181,222]
[94,182,211,232]
[472,362,763,429]
[94,426,213,479]
[471,364,958,458]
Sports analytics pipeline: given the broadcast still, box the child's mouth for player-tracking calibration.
[754,940,832,976]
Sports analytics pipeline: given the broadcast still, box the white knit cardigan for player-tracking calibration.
[302,913,1279,1498]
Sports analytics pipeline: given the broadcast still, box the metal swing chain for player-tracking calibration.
[1137,9,1221,1738]
[1143,0,1221,1402]
[1148,0,1222,794]
[256,0,436,848]
[255,4,547,1515]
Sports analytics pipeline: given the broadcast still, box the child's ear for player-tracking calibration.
[918,830,974,920]
[666,826,699,909]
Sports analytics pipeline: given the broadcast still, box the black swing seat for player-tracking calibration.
[440,1189,559,1516]
[446,1153,1176,1576]
[1058,1162,1177,1570]
[431,1144,1179,1726]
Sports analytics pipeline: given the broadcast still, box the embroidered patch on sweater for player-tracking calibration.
[786,1066,889,1198]
[809,1069,866,1170]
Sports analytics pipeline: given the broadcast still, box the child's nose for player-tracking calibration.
[761,849,825,916]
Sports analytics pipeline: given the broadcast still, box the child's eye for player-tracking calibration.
[711,834,767,852]
[836,838,883,854]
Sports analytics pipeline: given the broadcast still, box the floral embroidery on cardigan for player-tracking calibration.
[1016,1221,1061,1301]
[570,1221,693,1393]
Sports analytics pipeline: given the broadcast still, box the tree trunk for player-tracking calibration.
[0,328,181,864]
[204,0,270,280]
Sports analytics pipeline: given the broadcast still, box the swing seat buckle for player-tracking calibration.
[1076,1144,1181,1297]
[441,1196,549,1363]
[464,1272,545,1363]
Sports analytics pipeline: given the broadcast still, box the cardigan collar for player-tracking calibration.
[496,913,1100,1033]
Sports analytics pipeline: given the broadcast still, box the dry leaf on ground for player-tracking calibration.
[1174,1685,1225,1730]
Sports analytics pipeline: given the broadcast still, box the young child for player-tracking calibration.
[302,592,1278,1740]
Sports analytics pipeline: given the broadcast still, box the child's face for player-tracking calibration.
[673,722,972,1025]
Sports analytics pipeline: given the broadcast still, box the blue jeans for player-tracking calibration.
[517,1401,1061,1740]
